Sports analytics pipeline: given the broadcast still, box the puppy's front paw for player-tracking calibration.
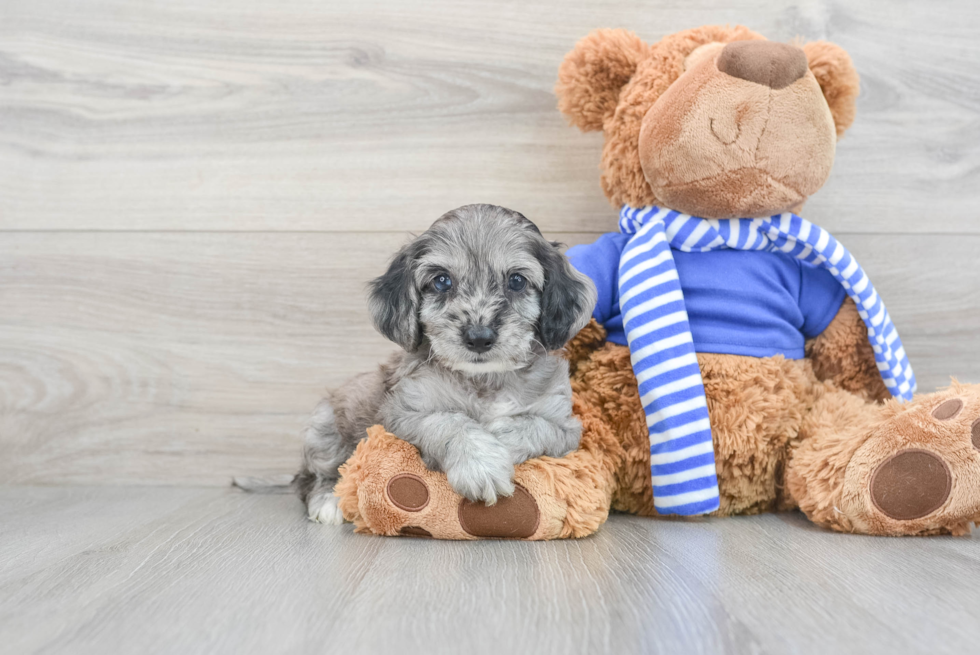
[544,421,583,458]
[446,456,515,506]
[489,397,523,418]
[307,493,345,525]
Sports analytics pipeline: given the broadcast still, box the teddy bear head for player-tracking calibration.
[556,25,860,219]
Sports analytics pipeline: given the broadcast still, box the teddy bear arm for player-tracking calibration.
[805,297,889,402]
[335,397,620,540]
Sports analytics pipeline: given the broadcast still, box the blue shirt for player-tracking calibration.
[566,232,846,359]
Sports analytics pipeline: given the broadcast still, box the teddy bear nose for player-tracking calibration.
[716,41,808,90]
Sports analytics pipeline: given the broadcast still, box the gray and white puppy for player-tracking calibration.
[296,204,597,524]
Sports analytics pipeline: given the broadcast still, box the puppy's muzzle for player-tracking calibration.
[463,325,496,354]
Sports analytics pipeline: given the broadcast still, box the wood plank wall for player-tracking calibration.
[2,0,979,484]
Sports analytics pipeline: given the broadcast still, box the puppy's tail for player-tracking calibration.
[232,474,296,494]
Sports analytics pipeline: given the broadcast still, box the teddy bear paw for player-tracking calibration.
[337,429,556,539]
[385,472,541,539]
[840,385,980,536]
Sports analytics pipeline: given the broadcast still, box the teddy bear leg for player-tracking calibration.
[788,382,980,536]
[333,399,618,540]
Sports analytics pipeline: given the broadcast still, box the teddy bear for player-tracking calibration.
[333,24,980,539]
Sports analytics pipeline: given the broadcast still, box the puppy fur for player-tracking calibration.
[296,204,597,523]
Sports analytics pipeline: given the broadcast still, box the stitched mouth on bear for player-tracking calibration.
[709,116,740,146]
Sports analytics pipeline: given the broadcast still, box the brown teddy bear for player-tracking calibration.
[334,25,980,539]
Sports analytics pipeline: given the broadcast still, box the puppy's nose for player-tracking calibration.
[716,40,808,90]
[463,326,496,354]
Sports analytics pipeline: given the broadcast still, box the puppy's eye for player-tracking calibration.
[508,273,527,292]
[433,274,453,293]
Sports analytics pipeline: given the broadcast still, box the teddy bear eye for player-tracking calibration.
[432,274,452,293]
[508,273,527,292]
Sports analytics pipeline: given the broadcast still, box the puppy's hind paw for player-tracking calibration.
[308,493,345,525]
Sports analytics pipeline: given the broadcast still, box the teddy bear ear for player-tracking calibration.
[556,29,652,132]
[803,41,860,137]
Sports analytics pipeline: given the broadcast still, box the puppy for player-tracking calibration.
[296,204,597,524]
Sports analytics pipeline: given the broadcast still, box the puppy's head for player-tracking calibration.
[368,204,597,374]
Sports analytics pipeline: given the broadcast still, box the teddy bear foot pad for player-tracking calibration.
[334,424,611,540]
[828,387,980,536]
[387,474,540,539]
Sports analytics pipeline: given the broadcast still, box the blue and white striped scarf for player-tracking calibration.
[618,205,916,516]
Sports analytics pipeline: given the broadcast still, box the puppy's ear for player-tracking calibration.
[803,41,860,137]
[368,238,424,352]
[556,28,651,132]
[534,240,598,351]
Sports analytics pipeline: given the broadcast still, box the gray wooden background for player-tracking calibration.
[3,0,980,486]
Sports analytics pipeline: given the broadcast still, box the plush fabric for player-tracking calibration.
[334,25,980,539]
[569,202,917,517]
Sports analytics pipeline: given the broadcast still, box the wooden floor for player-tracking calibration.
[0,486,977,655]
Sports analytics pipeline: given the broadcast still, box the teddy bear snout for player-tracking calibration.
[717,40,808,90]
